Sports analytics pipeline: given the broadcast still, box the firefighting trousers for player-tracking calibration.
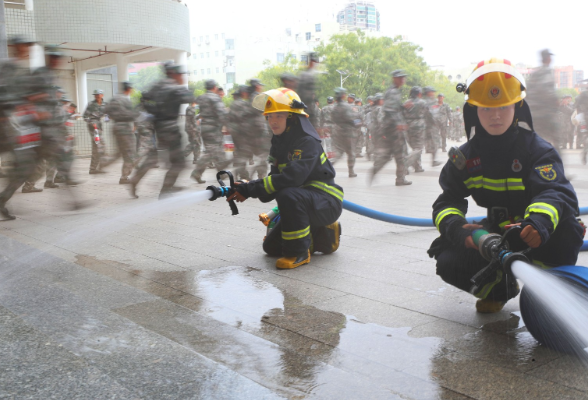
[434,246,519,302]
[262,187,342,257]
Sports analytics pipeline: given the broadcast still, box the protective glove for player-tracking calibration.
[226,182,249,203]
[445,218,482,250]
[504,222,542,248]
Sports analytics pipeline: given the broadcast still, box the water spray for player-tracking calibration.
[206,170,239,215]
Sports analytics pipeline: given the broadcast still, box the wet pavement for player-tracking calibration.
[2,143,588,399]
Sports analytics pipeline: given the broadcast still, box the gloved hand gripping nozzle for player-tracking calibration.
[206,170,239,216]
[469,226,530,294]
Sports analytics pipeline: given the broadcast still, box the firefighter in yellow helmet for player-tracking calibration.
[227,88,343,269]
[428,58,584,313]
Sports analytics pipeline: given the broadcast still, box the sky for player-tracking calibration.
[185,0,588,74]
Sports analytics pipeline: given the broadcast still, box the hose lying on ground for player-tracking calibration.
[342,200,588,251]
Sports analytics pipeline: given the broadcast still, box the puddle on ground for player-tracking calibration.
[75,256,557,399]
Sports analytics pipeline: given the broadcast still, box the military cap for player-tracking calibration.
[348,93,356,99]
[309,52,320,63]
[236,84,249,94]
[61,98,72,103]
[423,86,436,93]
[122,81,133,91]
[438,93,445,98]
[70,103,77,108]
[205,79,218,90]
[327,96,334,103]
[355,98,362,104]
[45,45,63,57]
[541,49,554,59]
[367,96,373,102]
[93,89,104,95]
[455,106,460,110]
[410,86,422,96]
[9,35,35,45]
[373,93,383,101]
[249,78,264,87]
[391,69,407,78]
[165,63,186,74]
[56,88,66,94]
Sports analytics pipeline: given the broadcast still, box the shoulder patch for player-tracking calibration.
[535,164,557,181]
[448,146,466,170]
[292,149,303,161]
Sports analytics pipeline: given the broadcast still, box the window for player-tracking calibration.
[216,67,220,73]
[206,35,209,41]
[200,53,204,58]
[207,68,211,74]
[207,52,210,58]
[286,28,291,36]
[226,72,235,84]
[227,57,234,66]
[222,50,225,56]
[194,70,197,75]
[215,51,219,57]
[301,55,308,64]
[222,33,225,39]
[199,36,203,42]
[276,53,285,63]
[305,32,311,40]
[225,39,234,50]
[201,69,204,75]
[315,24,321,32]
[560,71,569,88]
[215,34,218,40]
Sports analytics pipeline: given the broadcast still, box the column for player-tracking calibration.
[175,51,189,114]
[115,53,128,94]
[75,63,88,113]
[0,0,7,60]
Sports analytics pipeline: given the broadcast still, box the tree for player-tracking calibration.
[129,65,164,92]
[254,54,302,89]
[313,31,465,108]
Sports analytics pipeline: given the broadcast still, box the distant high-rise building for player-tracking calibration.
[337,1,380,32]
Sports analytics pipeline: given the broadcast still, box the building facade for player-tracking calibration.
[336,1,380,32]
[4,0,191,111]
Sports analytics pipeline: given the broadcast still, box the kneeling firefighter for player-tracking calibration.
[428,58,584,313]
[227,88,343,269]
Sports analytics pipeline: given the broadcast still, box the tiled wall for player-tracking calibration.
[33,0,190,52]
[5,8,36,40]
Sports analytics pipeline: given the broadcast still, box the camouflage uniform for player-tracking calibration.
[192,90,229,179]
[354,104,366,156]
[0,58,43,216]
[320,103,335,136]
[452,109,464,140]
[134,106,157,168]
[402,96,427,171]
[134,78,194,196]
[83,99,107,172]
[526,65,559,144]
[424,96,442,166]
[230,96,270,180]
[575,92,588,161]
[558,102,574,149]
[331,100,359,176]
[184,104,201,162]
[103,94,140,181]
[297,70,319,128]
[365,102,380,159]
[24,68,74,191]
[372,85,409,184]
[436,102,452,151]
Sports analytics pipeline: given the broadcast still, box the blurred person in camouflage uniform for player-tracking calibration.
[297,52,320,128]
[191,79,228,184]
[402,86,427,173]
[103,81,140,184]
[83,89,108,174]
[423,86,443,167]
[131,63,194,199]
[331,88,360,178]
[526,49,559,146]
[183,100,201,163]
[436,93,452,152]
[370,70,412,186]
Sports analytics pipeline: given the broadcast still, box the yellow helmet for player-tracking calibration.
[460,58,527,108]
[252,88,308,117]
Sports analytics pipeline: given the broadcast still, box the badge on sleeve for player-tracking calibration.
[448,146,466,170]
[292,149,303,161]
[535,164,557,181]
